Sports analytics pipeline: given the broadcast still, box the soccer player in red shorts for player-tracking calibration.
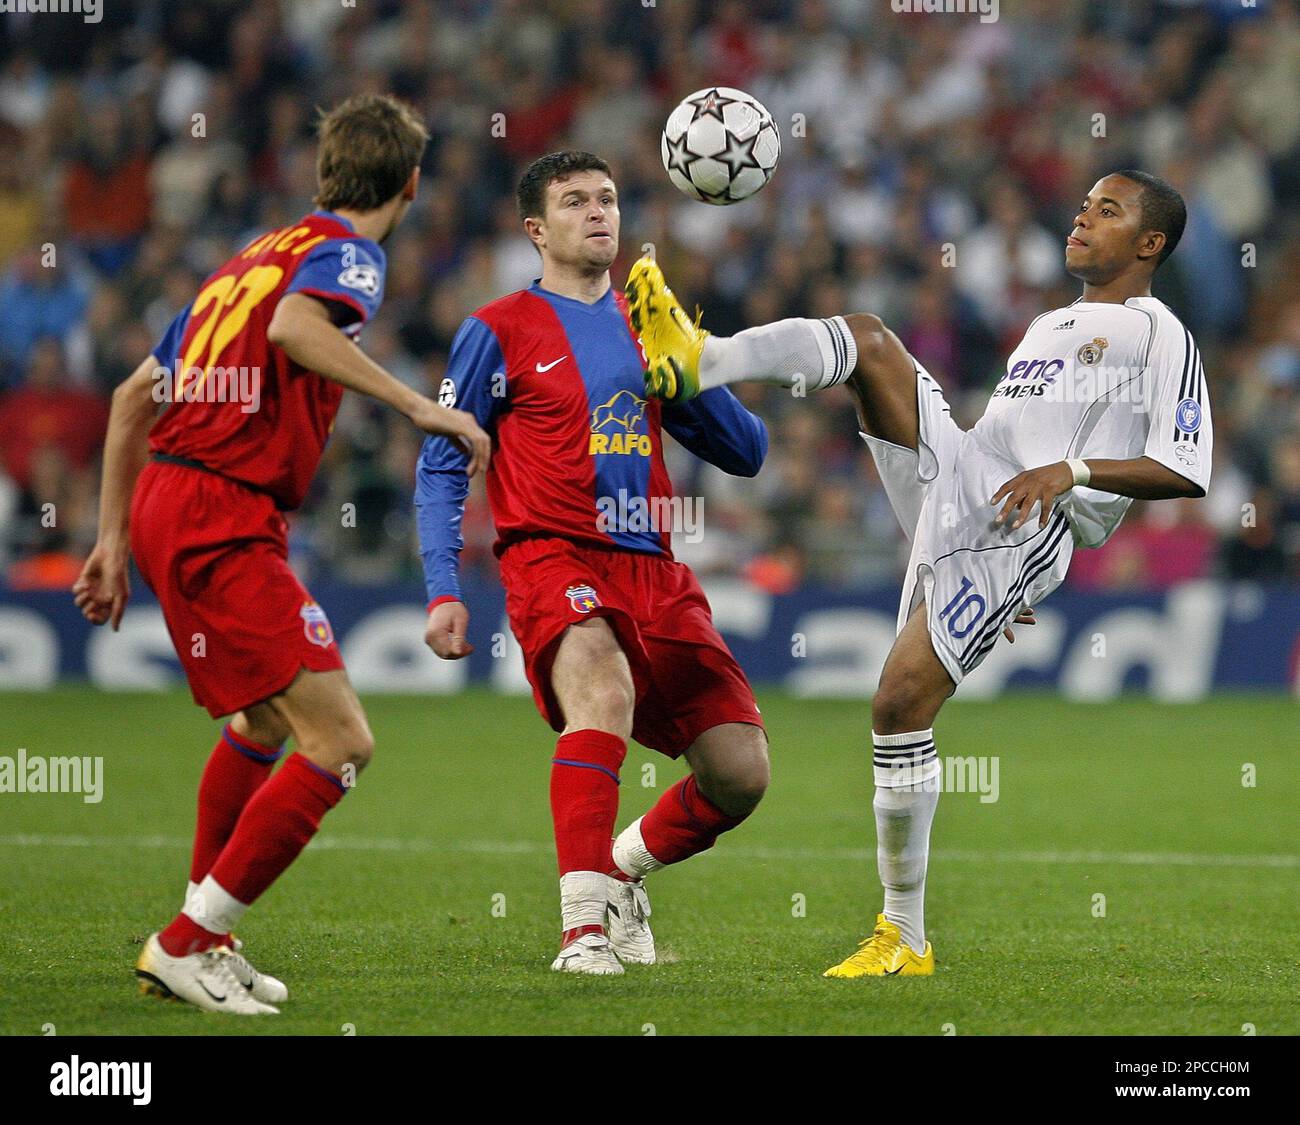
[73,95,490,1014]
[416,152,779,974]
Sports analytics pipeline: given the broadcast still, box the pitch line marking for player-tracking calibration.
[0,834,1295,869]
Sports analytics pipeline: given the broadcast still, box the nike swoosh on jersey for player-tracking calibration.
[535,356,567,372]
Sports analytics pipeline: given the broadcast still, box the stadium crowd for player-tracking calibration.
[1,0,1298,596]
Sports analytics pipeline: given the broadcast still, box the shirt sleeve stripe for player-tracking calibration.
[1172,323,1192,443]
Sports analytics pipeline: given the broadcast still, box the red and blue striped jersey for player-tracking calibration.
[415,281,767,603]
[148,211,386,510]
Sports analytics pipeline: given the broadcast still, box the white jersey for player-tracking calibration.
[970,297,1212,548]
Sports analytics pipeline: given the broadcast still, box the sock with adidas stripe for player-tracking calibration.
[872,728,940,954]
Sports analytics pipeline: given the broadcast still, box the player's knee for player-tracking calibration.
[726,759,770,813]
[232,710,291,751]
[871,674,931,736]
[702,769,767,817]
[589,678,636,736]
[347,725,376,772]
[843,313,896,369]
[698,739,770,816]
[316,714,374,773]
[563,674,635,740]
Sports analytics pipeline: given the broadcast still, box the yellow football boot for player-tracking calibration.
[625,255,709,403]
[823,913,935,978]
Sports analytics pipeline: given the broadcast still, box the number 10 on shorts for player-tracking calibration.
[938,577,987,639]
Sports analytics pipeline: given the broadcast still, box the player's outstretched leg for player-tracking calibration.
[547,618,634,975]
[610,722,769,963]
[136,669,373,1014]
[825,602,952,979]
[628,255,923,455]
[627,255,858,403]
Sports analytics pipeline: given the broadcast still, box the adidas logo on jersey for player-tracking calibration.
[1053,319,1075,330]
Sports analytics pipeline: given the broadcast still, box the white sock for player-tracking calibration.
[183,879,199,913]
[872,729,940,954]
[699,316,857,393]
[183,874,249,935]
[558,871,608,937]
[611,816,664,880]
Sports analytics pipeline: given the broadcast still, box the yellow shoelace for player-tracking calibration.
[847,922,901,967]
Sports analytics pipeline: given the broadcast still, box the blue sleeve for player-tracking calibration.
[661,386,768,477]
[152,305,191,371]
[414,316,507,603]
[285,236,387,325]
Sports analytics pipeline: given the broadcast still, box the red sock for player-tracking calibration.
[159,754,343,958]
[550,730,626,875]
[189,725,283,884]
[158,913,226,957]
[206,752,346,905]
[639,775,748,866]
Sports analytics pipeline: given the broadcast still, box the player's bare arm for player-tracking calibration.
[72,355,163,630]
[992,455,1203,531]
[267,292,491,475]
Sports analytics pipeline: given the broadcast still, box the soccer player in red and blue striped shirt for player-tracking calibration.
[416,152,771,974]
[74,96,490,1013]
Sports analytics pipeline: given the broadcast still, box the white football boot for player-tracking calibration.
[550,932,625,975]
[221,946,289,1004]
[135,934,280,1015]
[606,875,655,965]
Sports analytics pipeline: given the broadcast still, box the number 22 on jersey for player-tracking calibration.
[175,264,284,398]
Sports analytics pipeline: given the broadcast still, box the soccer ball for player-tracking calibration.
[661,87,780,205]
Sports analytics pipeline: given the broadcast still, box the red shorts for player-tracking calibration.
[499,537,764,757]
[130,460,344,718]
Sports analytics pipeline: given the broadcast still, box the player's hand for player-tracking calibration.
[425,600,473,660]
[1002,606,1036,644]
[72,541,131,630]
[991,461,1074,530]
[407,399,492,477]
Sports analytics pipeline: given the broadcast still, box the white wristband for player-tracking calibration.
[1066,458,1091,488]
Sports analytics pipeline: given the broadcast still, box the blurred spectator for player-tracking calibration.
[1221,487,1289,581]
[0,339,109,492]
[62,104,153,275]
[0,252,91,383]
[1070,500,1217,591]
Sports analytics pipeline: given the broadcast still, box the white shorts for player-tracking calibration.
[861,361,1076,686]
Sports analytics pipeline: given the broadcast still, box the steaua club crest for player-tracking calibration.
[566,585,602,614]
[1076,337,1108,366]
[300,601,335,647]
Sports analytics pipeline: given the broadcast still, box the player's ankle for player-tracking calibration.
[159,913,226,957]
[561,923,606,947]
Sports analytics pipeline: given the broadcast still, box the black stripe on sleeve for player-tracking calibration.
[1172,324,1192,443]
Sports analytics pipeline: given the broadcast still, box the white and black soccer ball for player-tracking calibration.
[661,87,780,205]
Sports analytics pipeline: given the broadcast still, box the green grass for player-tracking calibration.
[1,688,1296,1036]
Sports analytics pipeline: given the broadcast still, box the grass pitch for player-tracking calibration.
[1,688,1296,1036]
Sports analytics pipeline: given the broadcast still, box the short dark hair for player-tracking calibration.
[314,94,428,212]
[516,151,612,221]
[1114,169,1187,268]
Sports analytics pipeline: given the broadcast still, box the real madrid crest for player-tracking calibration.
[1076,337,1108,366]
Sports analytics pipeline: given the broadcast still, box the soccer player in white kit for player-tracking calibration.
[626,170,1211,976]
